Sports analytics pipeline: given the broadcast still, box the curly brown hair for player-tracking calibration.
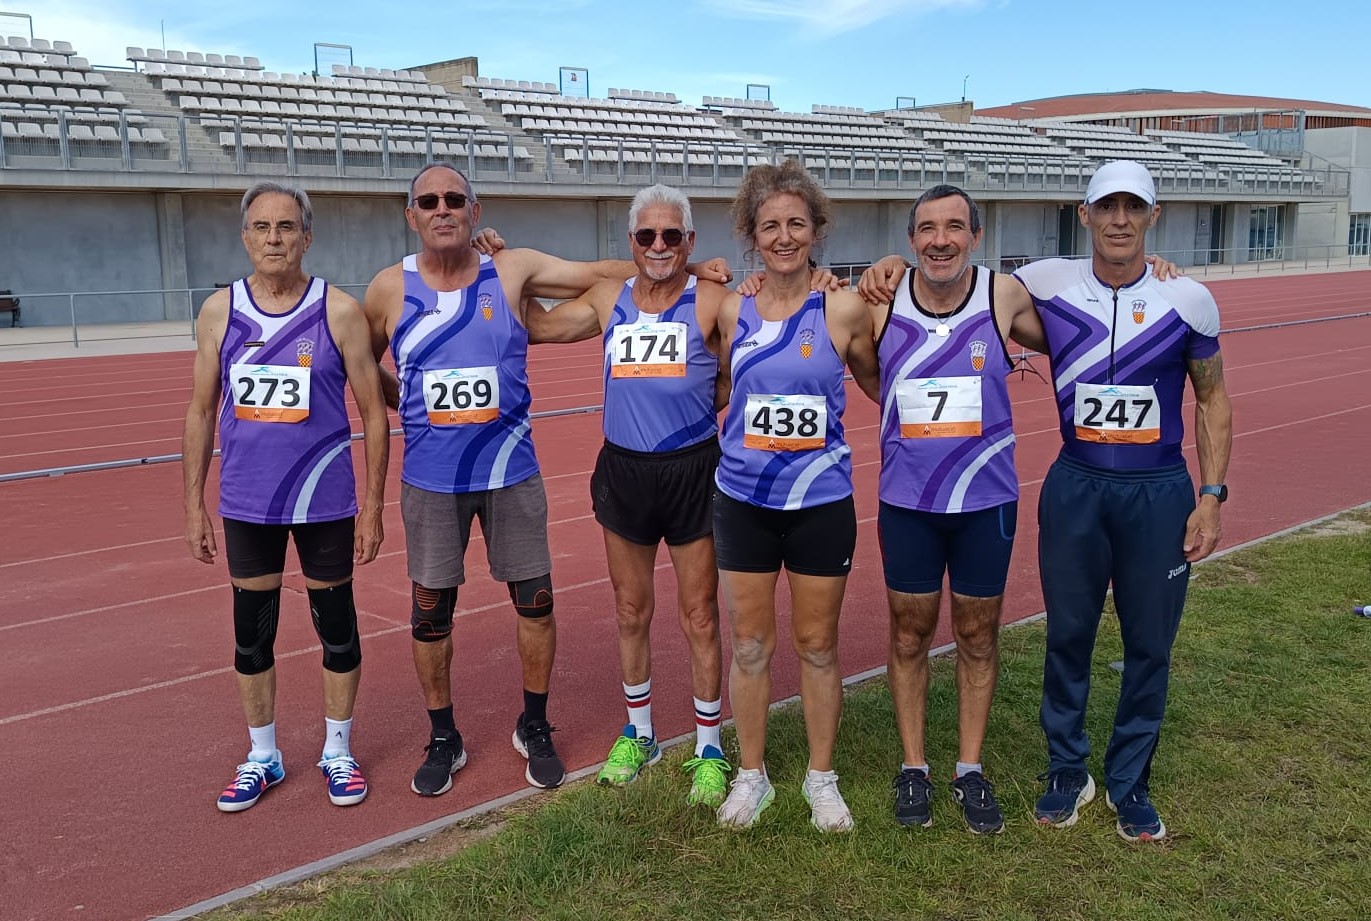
[730,159,830,249]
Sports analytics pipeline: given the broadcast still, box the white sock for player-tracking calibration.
[323,717,352,759]
[248,723,277,762]
[903,763,930,776]
[624,679,653,740]
[956,761,983,778]
[693,697,723,756]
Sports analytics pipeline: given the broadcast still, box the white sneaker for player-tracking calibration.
[716,767,775,828]
[803,768,854,833]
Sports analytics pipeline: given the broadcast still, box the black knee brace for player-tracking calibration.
[232,585,281,675]
[411,583,458,641]
[508,574,554,619]
[308,582,362,673]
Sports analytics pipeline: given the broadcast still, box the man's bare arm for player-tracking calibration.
[1183,351,1233,562]
[331,292,390,564]
[182,294,229,565]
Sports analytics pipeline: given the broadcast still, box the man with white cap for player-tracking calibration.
[1012,160,1233,842]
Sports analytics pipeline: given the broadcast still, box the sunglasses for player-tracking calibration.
[632,228,687,247]
[412,192,469,211]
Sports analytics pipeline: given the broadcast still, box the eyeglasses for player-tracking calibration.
[632,228,687,247]
[247,221,301,237]
[412,192,469,211]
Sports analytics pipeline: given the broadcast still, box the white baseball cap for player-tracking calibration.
[1084,160,1156,206]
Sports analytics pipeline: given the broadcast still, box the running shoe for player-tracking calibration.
[802,769,854,833]
[217,753,285,813]
[512,713,565,789]
[411,730,467,796]
[318,754,368,807]
[893,767,934,828]
[716,768,774,828]
[596,724,661,786]
[950,771,1005,835]
[1034,769,1095,828]
[1107,783,1167,842]
[682,745,731,808]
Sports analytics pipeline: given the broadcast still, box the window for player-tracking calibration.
[1350,213,1371,257]
[1248,205,1285,261]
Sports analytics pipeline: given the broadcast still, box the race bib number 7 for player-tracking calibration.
[230,363,310,423]
[743,394,826,451]
[423,367,500,425]
[896,376,982,438]
[609,321,687,378]
[1073,383,1161,444]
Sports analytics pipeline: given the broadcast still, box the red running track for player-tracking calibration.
[1,271,1368,921]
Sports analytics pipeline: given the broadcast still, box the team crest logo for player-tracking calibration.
[1131,299,1147,324]
[478,292,494,320]
[295,339,314,368]
[969,340,988,372]
[799,328,815,360]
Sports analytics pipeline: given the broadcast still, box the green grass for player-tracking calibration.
[209,511,1371,921]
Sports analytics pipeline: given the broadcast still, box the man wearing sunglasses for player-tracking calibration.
[363,165,730,796]
[495,184,734,809]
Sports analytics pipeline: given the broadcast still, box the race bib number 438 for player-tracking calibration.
[1073,383,1161,444]
[423,367,500,425]
[230,363,310,423]
[743,393,826,451]
[609,321,687,378]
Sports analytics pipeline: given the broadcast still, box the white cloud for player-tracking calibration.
[702,0,982,34]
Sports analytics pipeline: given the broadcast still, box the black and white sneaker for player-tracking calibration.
[950,771,1006,835]
[893,767,934,828]
[512,713,565,789]
[411,730,467,796]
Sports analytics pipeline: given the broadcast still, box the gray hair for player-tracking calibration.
[628,184,694,233]
[240,181,313,233]
[907,185,981,236]
[408,162,475,205]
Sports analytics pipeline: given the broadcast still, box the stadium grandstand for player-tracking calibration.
[1,14,1367,328]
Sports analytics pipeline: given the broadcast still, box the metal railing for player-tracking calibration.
[0,110,1351,197]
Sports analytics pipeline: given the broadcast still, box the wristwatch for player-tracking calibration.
[1199,484,1228,503]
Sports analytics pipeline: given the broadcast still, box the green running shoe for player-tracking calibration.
[596,724,660,786]
[683,745,731,808]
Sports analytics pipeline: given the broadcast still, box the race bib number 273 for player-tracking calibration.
[230,363,310,423]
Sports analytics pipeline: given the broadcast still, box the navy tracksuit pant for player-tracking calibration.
[1037,453,1195,804]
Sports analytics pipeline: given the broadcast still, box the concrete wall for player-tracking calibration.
[0,191,165,327]
[1305,126,1371,213]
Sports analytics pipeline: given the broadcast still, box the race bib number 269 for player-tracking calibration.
[423,367,500,425]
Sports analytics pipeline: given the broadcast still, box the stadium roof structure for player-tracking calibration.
[978,89,1371,123]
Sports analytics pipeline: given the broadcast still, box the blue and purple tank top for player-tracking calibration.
[392,253,538,493]
[217,276,357,524]
[602,275,717,453]
[715,292,851,510]
[877,265,1017,513]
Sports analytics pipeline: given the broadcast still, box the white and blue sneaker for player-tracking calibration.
[217,753,285,812]
[318,754,368,806]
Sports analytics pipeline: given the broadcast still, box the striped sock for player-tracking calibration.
[624,679,653,740]
[694,697,722,756]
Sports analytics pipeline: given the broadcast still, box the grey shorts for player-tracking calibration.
[401,474,552,588]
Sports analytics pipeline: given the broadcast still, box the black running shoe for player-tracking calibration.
[411,730,467,796]
[950,771,1006,835]
[893,767,933,828]
[512,713,565,789]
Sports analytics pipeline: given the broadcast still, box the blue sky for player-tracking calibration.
[18,0,1369,111]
